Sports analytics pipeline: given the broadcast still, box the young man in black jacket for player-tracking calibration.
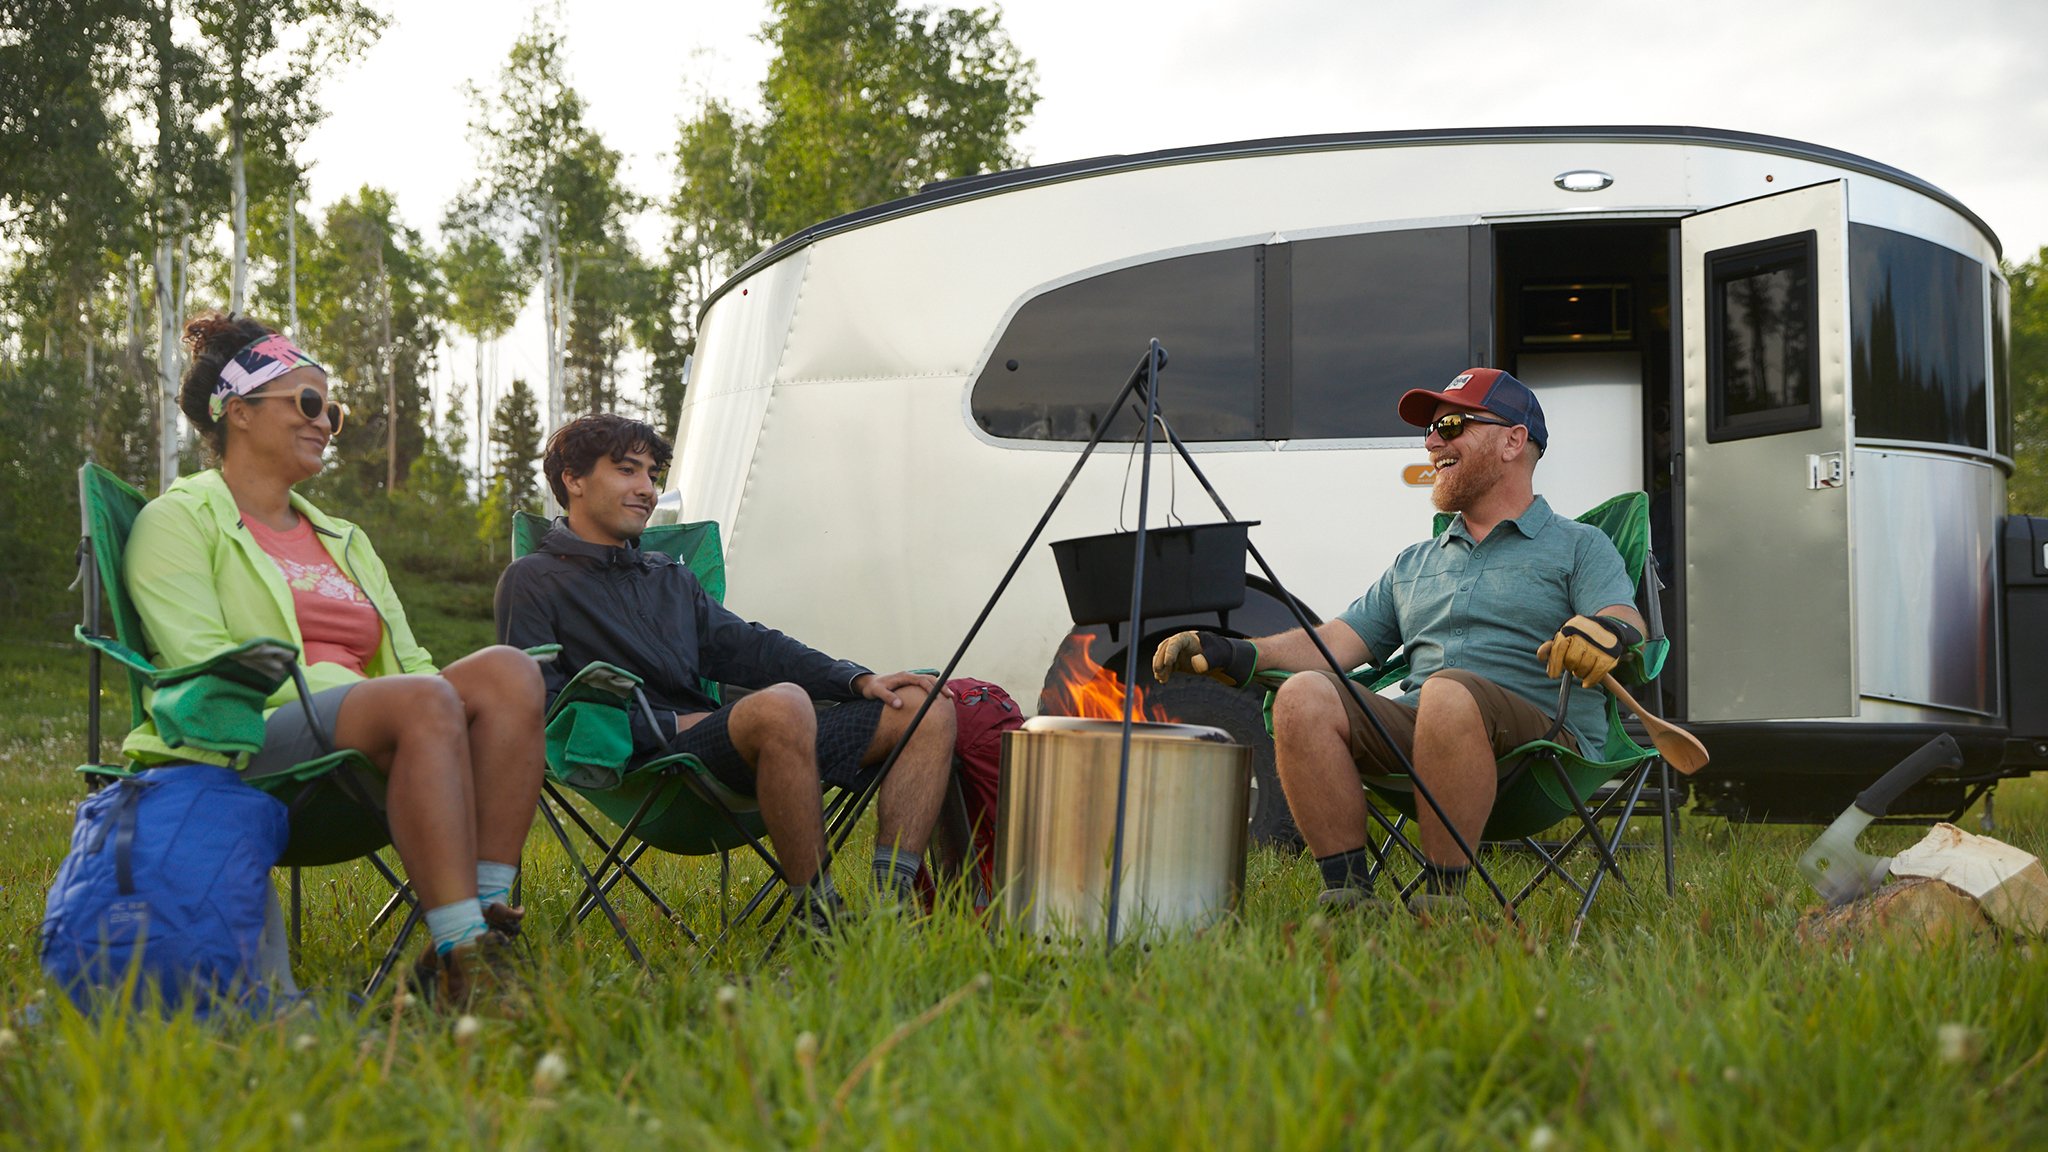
[494,414,955,926]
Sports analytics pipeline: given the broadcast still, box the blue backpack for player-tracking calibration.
[40,764,291,1018]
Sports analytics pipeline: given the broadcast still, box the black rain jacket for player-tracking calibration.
[495,519,870,757]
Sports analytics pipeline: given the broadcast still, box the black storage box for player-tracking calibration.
[2004,515,2048,740]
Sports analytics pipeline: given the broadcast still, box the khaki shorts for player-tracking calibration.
[1297,669,1575,779]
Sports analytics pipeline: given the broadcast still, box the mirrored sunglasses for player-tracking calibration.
[1423,412,1513,441]
[239,386,347,435]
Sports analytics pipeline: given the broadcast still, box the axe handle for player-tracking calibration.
[1855,732,1963,818]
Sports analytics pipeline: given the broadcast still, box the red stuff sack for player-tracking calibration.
[920,677,1021,911]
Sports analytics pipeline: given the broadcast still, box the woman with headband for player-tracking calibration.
[120,310,545,1008]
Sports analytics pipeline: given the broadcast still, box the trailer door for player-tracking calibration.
[1680,181,1852,722]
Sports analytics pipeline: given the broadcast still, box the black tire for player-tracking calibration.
[1140,674,1301,850]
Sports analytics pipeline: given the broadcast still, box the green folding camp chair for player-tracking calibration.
[510,511,976,962]
[510,510,805,964]
[1258,491,1677,939]
[73,462,420,995]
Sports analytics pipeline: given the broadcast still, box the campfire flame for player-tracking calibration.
[1042,633,1173,722]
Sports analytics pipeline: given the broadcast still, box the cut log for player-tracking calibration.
[1797,877,1991,950]
[1890,823,2048,938]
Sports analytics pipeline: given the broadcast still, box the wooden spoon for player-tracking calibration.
[1598,674,1710,775]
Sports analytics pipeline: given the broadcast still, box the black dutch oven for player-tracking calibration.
[1049,521,1257,626]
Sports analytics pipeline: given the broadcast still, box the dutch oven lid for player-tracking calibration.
[1020,715,1235,744]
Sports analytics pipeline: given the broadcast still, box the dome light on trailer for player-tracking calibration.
[1554,169,1614,192]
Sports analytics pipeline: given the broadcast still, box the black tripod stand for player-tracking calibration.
[827,341,1511,951]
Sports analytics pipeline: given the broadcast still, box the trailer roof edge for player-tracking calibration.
[699,124,2003,318]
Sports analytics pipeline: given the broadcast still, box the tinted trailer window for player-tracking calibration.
[1850,224,1988,450]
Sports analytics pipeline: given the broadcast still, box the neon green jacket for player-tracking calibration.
[121,468,436,766]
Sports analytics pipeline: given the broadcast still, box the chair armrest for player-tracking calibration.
[1617,637,1670,686]
[541,662,649,789]
[154,638,299,694]
[73,626,160,682]
[559,660,644,701]
[75,629,299,757]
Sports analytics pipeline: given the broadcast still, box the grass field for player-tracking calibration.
[3,638,2046,1150]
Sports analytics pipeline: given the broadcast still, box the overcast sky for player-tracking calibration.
[301,0,2048,418]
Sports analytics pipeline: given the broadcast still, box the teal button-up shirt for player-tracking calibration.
[1335,496,1636,756]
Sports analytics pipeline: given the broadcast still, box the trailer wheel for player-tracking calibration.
[1141,674,1301,850]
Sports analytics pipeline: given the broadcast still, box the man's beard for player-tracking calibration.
[1430,447,1502,512]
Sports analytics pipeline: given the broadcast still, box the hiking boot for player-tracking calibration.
[482,902,526,939]
[1404,890,1476,923]
[410,929,525,1012]
[1316,887,1394,915]
[795,887,851,941]
[871,878,931,924]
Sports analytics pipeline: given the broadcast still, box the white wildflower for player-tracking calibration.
[1937,1023,1985,1066]
[532,1050,570,1094]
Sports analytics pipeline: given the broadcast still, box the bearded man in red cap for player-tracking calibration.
[1152,368,1645,915]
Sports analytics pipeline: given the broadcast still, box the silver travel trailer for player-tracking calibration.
[663,126,2045,834]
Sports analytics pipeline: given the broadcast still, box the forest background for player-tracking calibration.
[2,0,2045,653]
[0,0,1040,646]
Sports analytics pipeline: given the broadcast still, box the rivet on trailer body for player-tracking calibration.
[1554,169,1613,192]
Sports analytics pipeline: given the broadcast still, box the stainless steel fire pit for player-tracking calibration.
[995,716,1250,941]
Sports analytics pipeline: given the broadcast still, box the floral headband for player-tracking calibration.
[209,332,326,421]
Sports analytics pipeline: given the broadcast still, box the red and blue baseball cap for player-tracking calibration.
[1397,367,1549,450]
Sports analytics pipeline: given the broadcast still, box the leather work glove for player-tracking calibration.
[1151,631,1259,687]
[1538,614,1643,687]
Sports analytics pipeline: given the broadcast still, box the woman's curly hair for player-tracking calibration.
[177,310,279,456]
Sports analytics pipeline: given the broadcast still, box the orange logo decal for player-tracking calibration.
[1403,464,1437,486]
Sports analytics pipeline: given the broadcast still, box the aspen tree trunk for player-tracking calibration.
[126,259,140,352]
[540,216,562,432]
[475,336,486,494]
[230,120,248,313]
[151,0,178,492]
[176,230,193,459]
[286,186,298,335]
[380,245,396,492]
[125,259,142,387]
[84,330,97,457]
[563,257,580,413]
[156,237,177,491]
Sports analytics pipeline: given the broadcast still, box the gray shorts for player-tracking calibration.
[248,684,357,775]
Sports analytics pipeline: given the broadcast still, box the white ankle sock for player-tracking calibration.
[477,861,518,909]
[426,898,488,955]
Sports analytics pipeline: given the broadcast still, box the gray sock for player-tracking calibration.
[872,845,923,901]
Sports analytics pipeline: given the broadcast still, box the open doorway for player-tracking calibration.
[1493,220,1680,714]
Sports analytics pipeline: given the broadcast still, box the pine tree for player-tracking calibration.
[479,376,543,547]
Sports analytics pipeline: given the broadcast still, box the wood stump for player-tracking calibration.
[1797,877,1992,950]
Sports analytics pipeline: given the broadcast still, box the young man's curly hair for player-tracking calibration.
[543,414,674,506]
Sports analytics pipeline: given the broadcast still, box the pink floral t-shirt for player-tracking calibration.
[243,514,382,676]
